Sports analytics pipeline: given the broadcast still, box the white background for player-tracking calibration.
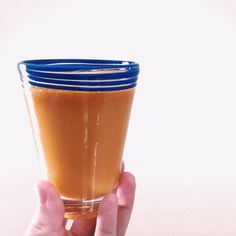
[1,0,236,235]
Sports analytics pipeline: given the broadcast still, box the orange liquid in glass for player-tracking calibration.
[29,87,135,200]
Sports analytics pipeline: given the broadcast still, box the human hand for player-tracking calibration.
[25,172,136,236]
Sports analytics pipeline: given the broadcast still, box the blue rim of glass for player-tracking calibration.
[18,59,140,91]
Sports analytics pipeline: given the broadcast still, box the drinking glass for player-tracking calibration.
[18,59,140,219]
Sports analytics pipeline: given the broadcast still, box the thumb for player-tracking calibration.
[26,180,65,236]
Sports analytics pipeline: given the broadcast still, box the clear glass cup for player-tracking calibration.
[18,59,140,219]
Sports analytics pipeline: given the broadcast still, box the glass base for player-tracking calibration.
[63,197,103,219]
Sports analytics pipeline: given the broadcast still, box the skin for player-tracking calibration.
[25,171,136,236]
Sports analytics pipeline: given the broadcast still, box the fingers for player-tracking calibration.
[95,193,118,236]
[70,218,96,236]
[117,172,136,236]
[26,180,65,236]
